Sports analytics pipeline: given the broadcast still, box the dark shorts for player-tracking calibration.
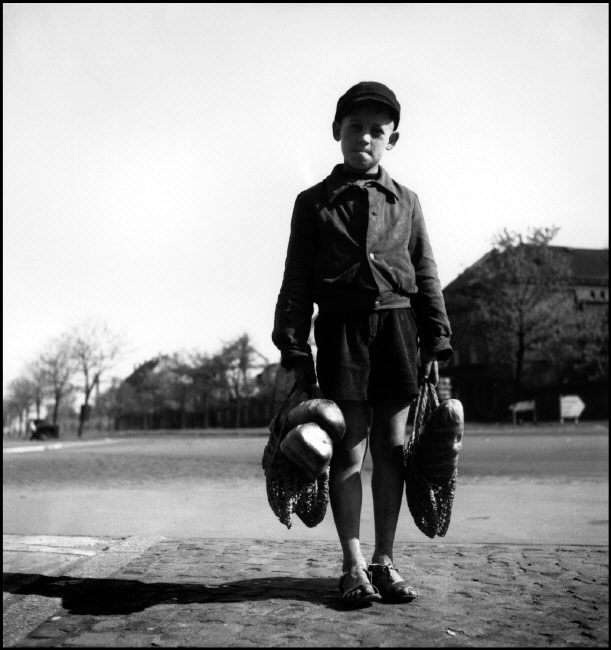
[314,308,419,403]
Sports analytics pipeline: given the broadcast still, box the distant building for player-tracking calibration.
[567,248,609,308]
[442,246,608,421]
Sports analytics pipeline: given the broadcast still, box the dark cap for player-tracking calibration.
[334,81,400,128]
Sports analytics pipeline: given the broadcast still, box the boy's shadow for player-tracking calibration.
[3,572,352,614]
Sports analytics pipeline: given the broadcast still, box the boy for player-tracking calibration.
[272,81,452,607]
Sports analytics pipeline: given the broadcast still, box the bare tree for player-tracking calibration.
[150,353,195,428]
[189,351,227,428]
[25,360,47,420]
[5,377,36,437]
[3,398,18,436]
[114,356,168,429]
[445,226,573,402]
[220,334,269,427]
[38,333,75,429]
[69,320,124,437]
[487,226,571,398]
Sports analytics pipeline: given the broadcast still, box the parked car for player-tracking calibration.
[29,419,59,440]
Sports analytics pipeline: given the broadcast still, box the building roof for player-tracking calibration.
[552,247,608,282]
[444,246,608,291]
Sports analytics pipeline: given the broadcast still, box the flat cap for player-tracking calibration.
[335,81,400,127]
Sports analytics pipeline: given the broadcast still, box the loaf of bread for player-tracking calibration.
[416,399,464,486]
[286,399,346,443]
[280,422,334,480]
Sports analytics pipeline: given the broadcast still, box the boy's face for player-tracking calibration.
[333,101,399,174]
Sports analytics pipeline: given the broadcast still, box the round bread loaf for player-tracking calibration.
[286,399,346,443]
[280,422,333,480]
[416,399,464,486]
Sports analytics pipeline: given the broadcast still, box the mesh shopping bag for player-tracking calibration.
[404,381,464,538]
[261,383,329,529]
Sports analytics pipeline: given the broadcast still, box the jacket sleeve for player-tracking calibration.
[408,194,453,360]
[272,193,316,374]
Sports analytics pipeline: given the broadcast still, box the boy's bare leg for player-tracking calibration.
[330,400,370,574]
[369,399,411,565]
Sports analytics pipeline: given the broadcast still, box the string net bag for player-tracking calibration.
[404,381,462,538]
[261,383,329,529]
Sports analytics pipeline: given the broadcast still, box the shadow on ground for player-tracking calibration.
[3,572,364,614]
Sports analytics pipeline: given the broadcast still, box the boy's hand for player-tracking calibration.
[291,363,323,398]
[419,350,439,386]
[292,364,312,385]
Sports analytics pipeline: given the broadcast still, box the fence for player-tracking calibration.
[113,398,281,431]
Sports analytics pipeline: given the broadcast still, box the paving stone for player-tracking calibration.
[3,537,608,647]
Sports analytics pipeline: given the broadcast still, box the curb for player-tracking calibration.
[3,438,133,454]
[3,535,164,647]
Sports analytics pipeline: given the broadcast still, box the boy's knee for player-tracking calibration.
[332,437,368,469]
[369,439,404,464]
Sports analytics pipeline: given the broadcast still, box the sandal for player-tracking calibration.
[368,563,419,602]
[338,567,382,608]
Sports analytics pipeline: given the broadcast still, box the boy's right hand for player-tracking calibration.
[291,363,323,398]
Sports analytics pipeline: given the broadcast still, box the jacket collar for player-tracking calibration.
[325,164,398,202]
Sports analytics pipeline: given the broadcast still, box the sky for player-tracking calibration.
[3,3,609,394]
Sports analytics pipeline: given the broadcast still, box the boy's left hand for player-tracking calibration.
[419,350,439,386]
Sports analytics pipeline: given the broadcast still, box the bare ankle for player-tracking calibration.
[371,552,393,566]
[342,557,368,573]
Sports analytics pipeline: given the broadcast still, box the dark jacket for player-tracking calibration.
[272,164,452,370]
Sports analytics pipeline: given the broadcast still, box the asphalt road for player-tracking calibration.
[3,427,609,545]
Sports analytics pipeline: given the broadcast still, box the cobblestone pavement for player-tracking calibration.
[3,535,608,647]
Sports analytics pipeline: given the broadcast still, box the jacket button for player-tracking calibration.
[369,252,375,260]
